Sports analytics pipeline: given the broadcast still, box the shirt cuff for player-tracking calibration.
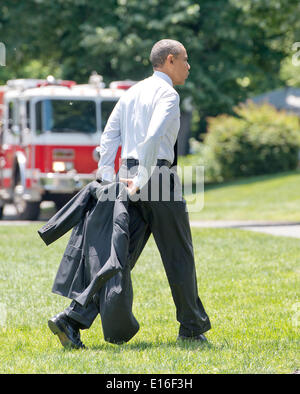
[97,165,115,183]
[132,175,141,190]
[132,165,149,190]
[102,173,114,182]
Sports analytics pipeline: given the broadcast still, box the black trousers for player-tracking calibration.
[65,163,211,338]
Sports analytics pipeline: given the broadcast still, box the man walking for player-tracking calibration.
[47,39,211,348]
[97,39,211,342]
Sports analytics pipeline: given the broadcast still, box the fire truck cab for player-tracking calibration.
[0,73,134,220]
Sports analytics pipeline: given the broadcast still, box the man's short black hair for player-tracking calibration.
[150,39,184,68]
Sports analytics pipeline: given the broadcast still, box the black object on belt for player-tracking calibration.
[123,159,172,168]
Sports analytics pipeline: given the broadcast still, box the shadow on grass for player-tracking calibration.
[86,339,216,352]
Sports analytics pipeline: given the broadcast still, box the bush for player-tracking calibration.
[204,102,300,182]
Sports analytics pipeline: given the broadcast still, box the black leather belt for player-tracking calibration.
[123,159,172,168]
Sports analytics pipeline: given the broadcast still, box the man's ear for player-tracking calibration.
[166,53,174,64]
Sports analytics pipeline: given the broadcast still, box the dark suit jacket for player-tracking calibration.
[38,181,149,343]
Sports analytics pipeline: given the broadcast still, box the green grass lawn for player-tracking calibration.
[185,170,300,221]
[0,224,298,374]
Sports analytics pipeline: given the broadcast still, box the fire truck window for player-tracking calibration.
[35,99,97,134]
[8,101,13,130]
[35,101,42,135]
[100,101,117,130]
[7,100,21,132]
[26,101,30,128]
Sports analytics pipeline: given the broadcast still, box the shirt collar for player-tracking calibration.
[153,70,173,87]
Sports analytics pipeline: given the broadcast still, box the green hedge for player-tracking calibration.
[203,102,300,182]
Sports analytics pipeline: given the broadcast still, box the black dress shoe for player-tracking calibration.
[48,312,86,349]
[177,334,208,343]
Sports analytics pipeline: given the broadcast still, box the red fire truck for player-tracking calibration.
[0,73,135,220]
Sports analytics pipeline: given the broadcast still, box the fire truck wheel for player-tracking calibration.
[13,177,41,220]
[15,201,40,221]
[0,205,3,220]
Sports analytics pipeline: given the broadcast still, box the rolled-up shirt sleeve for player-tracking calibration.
[133,92,180,189]
[97,100,121,182]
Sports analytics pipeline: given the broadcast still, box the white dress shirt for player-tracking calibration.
[98,71,180,189]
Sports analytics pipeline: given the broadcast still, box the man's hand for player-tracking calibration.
[119,178,139,196]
